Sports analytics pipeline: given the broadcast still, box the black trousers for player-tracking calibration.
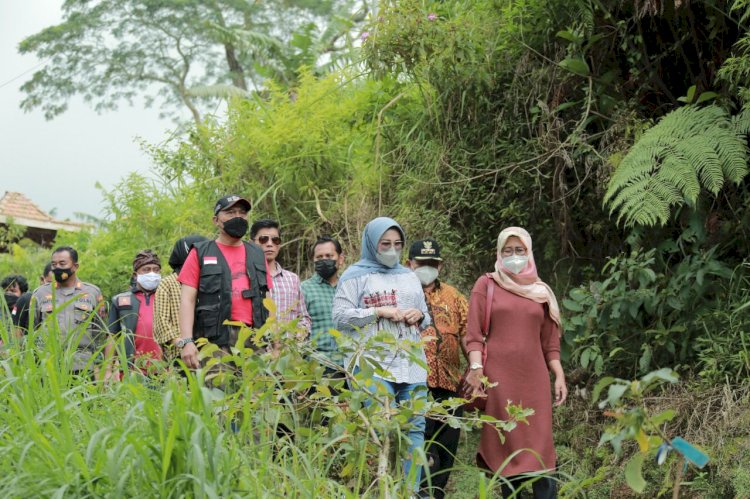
[420,387,463,499]
[500,475,557,499]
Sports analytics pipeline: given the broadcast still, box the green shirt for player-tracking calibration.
[300,273,342,365]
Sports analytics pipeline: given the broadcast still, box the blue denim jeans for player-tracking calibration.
[362,376,427,490]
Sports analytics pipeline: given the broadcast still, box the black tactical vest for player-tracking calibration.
[109,289,144,359]
[193,240,269,346]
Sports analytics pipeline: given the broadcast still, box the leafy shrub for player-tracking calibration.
[563,239,732,378]
[694,263,750,384]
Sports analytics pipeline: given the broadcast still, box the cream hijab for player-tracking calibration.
[492,227,561,331]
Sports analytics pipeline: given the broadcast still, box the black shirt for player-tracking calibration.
[11,292,32,332]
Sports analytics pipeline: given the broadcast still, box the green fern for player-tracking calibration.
[604,105,750,227]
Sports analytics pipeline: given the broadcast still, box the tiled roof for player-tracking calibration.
[0,191,52,222]
[0,191,86,232]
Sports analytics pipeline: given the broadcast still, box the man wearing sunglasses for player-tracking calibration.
[177,195,272,370]
[251,219,311,338]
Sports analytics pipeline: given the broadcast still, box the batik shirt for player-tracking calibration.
[421,281,469,392]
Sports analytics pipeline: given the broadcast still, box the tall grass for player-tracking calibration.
[0,309,528,497]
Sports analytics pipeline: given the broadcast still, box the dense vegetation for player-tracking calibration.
[3,0,750,496]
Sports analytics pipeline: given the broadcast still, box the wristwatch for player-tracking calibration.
[469,362,484,370]
[176,337,195,349]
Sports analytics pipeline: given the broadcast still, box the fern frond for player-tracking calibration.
[733,105,750,135]
[605,105,749,227]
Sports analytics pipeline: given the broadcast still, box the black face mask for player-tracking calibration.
[53,267,75,283]
[314,259,338,280]
[223,217,249,238]
[4,293,18,309]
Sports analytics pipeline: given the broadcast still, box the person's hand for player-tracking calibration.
[464,368,488,399]
[180,342,200,369]
[377,307,403,322]
[102,369,118,384]
[401,308,424,326]
[554,376,567,406]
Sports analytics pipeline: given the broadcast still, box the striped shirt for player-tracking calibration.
[300,274,343,364]
[332,271,431,383]
[270,263,312,335]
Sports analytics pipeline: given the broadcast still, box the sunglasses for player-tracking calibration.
[257,235,281,245]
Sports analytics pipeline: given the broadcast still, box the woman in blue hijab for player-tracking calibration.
[333,216,431,491]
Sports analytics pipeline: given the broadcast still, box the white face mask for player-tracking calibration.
[502,255,528,274]
[413,265,439,286]
[137,272,162,291]
[376,247,401,268]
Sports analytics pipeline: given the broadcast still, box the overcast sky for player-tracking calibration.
[0,0,181,220]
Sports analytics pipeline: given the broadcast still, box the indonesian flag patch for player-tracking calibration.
[203,256,218,265]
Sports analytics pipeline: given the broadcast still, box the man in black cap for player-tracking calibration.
[407,238,469,499]
[177,195,271,370]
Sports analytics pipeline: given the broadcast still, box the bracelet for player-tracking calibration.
[176,337,195,349]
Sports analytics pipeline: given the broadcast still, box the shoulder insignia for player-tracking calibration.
[118,295,131,307]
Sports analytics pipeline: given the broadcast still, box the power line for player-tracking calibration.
[0,59,49,90]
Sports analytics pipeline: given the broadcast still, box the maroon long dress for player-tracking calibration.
[464,274,560,475]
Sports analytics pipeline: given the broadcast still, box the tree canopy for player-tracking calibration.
[18,0,368,125]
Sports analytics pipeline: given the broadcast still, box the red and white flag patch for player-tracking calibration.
[203,256,218,265]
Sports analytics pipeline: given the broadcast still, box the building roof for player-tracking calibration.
[0,191,86,232]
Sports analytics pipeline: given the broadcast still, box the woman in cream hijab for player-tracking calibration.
[463,227,566,498]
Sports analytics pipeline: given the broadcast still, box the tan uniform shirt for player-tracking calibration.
[32,279,107,372]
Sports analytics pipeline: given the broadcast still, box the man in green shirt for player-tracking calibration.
[300,236,345,369]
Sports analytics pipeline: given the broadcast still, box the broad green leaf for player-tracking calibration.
[625,453,647,493]
[559,57,590,76]
[592,376,615,403]
[651,409,676,425]
[563,298,584,312]
[556,30,583,43]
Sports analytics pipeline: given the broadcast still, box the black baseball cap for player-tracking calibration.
[214,195,251,215]
[408,238,442,261]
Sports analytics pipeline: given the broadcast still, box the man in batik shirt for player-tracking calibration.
[407,239,468,499]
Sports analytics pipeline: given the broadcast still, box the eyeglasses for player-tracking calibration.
[257,235,281,245]
[501,246,527,256]
[378,240,404,250]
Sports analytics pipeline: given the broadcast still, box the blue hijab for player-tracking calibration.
[339,217,412,283]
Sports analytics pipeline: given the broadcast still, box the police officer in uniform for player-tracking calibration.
[31,246,106,376]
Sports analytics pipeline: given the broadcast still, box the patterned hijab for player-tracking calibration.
[339,216,412,283]
[492,227,561,330]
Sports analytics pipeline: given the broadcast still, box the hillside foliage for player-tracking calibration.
[3,0,750,496]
